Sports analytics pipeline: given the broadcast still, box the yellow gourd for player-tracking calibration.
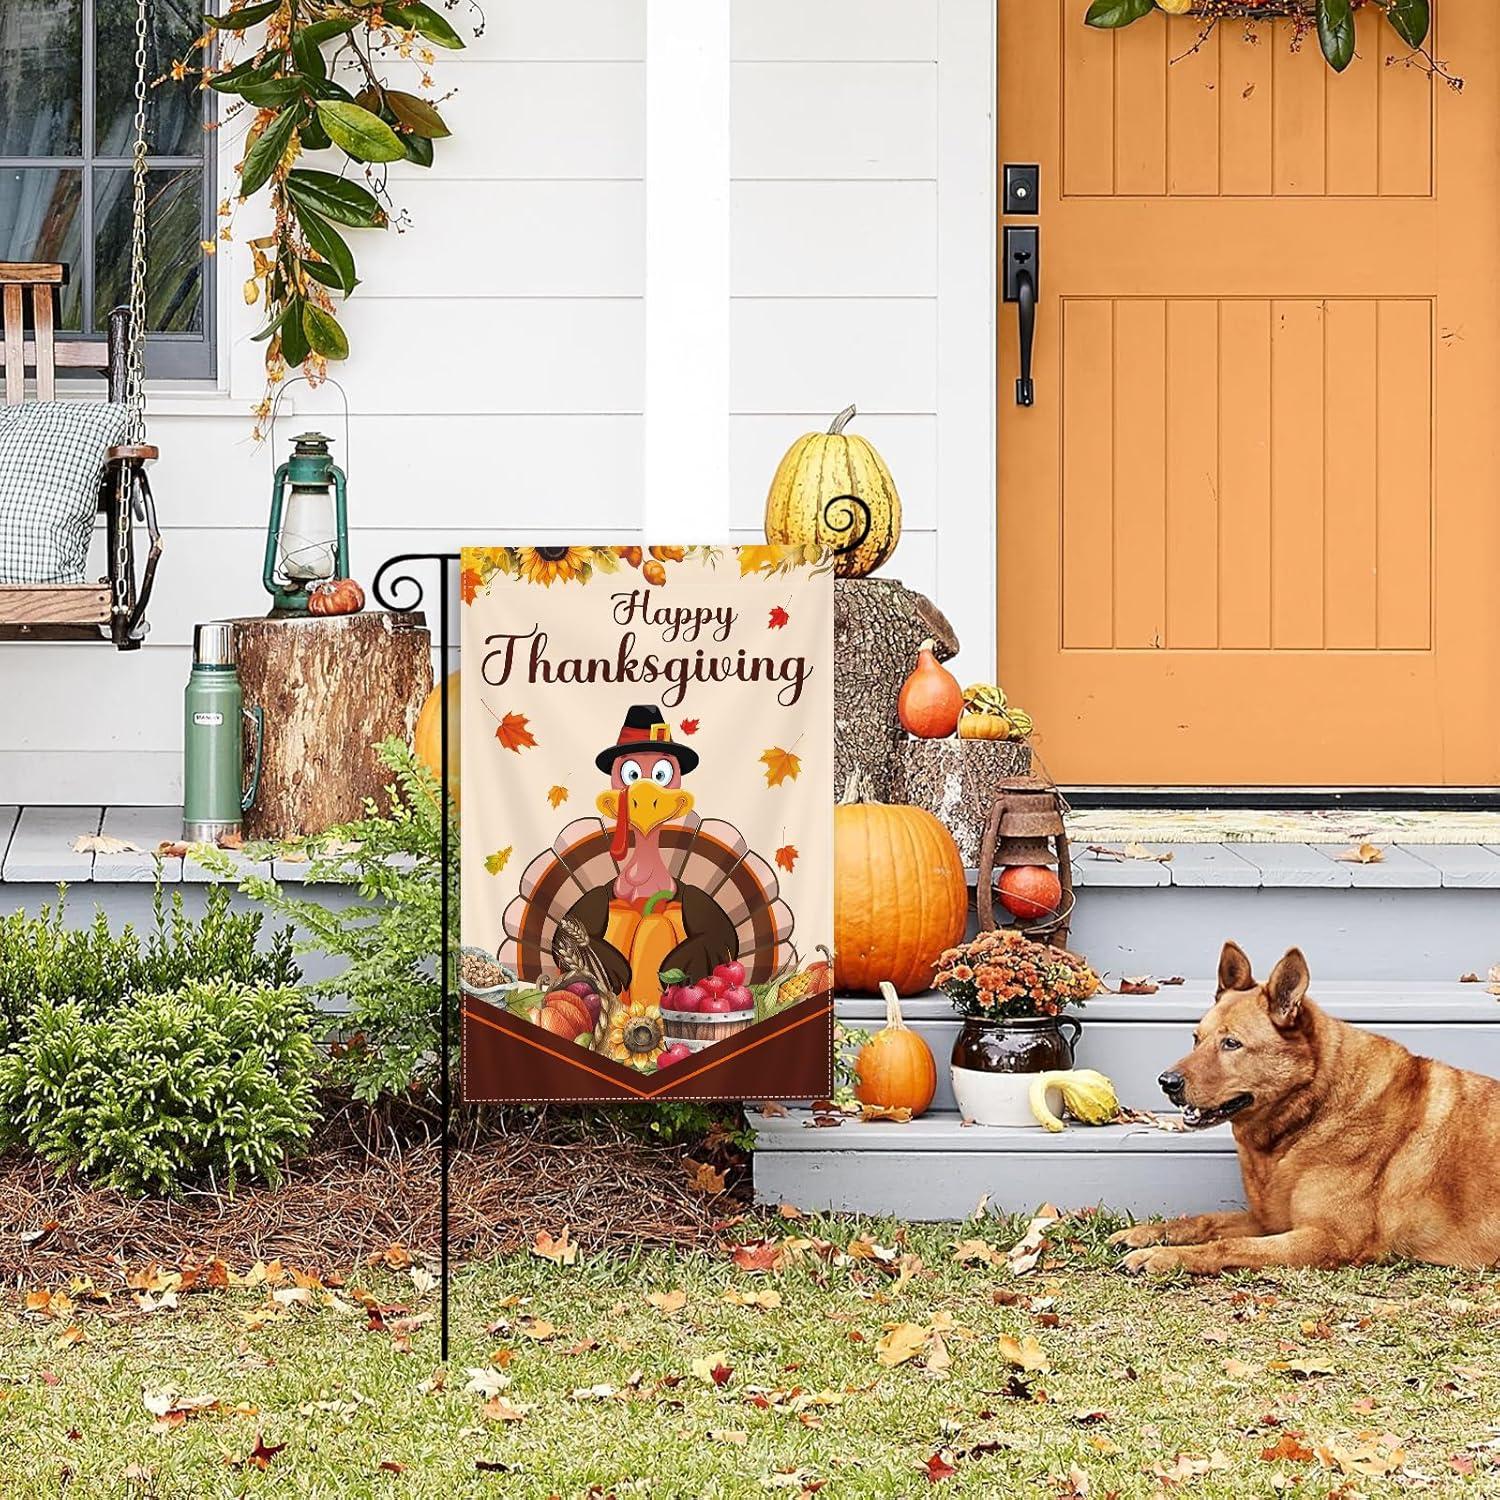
[1028,1069,1120,1132]
[764,404,902,578]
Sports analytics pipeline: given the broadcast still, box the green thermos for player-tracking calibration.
[183,622,264,842]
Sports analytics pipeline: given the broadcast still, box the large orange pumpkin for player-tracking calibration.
[414,672,461,810]
[834,779,967,995]
[855,980,937,1116]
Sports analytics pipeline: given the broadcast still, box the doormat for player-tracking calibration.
[459,545,834,1103]
[1065,808,1500,846]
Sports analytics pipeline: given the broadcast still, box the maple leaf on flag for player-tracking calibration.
[767,605,789,630]
[484,847,513,875]
[495,712,537,752]
[775,844,799,873]
[680,718,700,735]
[460,567,482,606]
[546,785,569,809]
[760,746,801,787]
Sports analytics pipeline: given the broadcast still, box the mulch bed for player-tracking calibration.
[0,1110,735,1284]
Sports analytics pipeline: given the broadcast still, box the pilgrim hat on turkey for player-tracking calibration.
[595,704,700,776]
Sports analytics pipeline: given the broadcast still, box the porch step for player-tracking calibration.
[1063,842,1500,981]
[837,981,1500,1116]
[753,980,1500,1221]
[752,1112,1243,1220]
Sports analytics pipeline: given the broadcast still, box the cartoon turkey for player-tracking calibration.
[498,704,794,1010]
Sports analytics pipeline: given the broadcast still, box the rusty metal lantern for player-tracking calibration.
[976,778,1075,948]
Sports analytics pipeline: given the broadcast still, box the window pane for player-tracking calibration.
[0,167,84,329]
[95,166,202,333]
[95,0,204,158]
[0,0,82,156]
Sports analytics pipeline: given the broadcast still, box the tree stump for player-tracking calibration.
[231,611,433,839]
[890,738,1034,866]
[834,578,958,802]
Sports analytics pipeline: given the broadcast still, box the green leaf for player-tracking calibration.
[290,29,327,81]
[205,0,281,30]
[299,17,359,47]
[314,100,407,163]
[239,103,304,199]
[280,296,310,365]
[298,256,344,289]
[302,304,350,362]
[207,58,276,94]
[299,112,331,152]
[1084,0,1154,28]
[402,133,434,168]
[384,1,465,49]
[1317,0,1356,71]
[238,74,310,108]
[251,299,293,342]
[1384,0,1429,48]
[286,169,385,227]
[297,208,358,294]
[384,89,451,139]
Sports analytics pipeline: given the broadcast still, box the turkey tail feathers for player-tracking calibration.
[501,816,613,981]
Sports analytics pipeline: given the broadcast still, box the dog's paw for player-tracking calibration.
[1108,1223,1167,1250]
[1119,1245,1184,1276]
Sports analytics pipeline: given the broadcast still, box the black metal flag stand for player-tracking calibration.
[372,551,459,1360]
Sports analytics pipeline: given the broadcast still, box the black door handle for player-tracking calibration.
[1015,268,1035,408]
[1003,225,1039,409]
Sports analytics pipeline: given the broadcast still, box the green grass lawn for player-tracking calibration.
[2,1211,1498,1498]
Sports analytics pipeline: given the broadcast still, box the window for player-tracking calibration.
[0,0,215,380]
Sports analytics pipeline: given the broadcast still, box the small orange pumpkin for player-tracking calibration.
[898,639,963,739]
[855,980,937,1116]
[834,774,967,995]
[307,577,366,616]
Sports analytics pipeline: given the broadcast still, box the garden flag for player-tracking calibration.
[459,545,834,1102]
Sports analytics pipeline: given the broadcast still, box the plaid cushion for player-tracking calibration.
[0,402,129,585]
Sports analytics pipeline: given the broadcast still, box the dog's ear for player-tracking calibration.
[1265,948,1309,1028]
[1216,940,1254,1001]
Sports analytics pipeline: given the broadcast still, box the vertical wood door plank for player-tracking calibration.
[1062,11,1115,196]
[1113,14,1167,197]
[1166,17,1220,196]
[1061,298,1115,648]
[1323,299,1379,649]
[1219,25,1273,195]
[1270,299,1325,648]
[1376,298,1433,649]
[1164,298,1219,648]
[1377,28,1433,196]
[1271,19,1327,196]
[1217,299,1272,648]
[1325,10,1380,196]
[1112,299,1167,648]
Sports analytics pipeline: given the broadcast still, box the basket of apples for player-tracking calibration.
[658,961,757,1055]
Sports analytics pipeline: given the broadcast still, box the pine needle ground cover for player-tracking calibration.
[2,1212,1497,1497]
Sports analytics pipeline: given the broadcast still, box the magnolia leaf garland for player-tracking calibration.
[179,0,473,430]
[1084,0,1434,74]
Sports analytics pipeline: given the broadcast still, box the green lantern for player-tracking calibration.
[263,431,349,616]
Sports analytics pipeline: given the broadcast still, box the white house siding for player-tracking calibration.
[1,0,996,806]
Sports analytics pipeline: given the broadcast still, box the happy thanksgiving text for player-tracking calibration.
[480,588,813,708]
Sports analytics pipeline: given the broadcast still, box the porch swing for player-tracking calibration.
[0,0,161,650]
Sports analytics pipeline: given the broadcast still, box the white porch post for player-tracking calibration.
[643,0,732,541]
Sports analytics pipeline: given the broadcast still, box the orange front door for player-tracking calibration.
[997,4,1500,786]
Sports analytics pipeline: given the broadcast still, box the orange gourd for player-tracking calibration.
[834,775,968,995]
[855,980,937,1116]
[603,893,689,1008]
[307,577,366,616]
[898,639,963,739]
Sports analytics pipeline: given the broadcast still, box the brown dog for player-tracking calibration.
[1111,941,1500,1275]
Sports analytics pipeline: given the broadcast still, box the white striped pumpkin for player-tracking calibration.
[763,404,902,579]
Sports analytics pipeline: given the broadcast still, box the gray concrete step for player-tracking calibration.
[838,981,1500,1115]
[752,1111,1243,1220]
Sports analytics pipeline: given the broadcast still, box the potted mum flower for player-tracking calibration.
[935,929,1100,1127]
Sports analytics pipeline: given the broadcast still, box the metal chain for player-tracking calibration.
[124,0,151,444]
